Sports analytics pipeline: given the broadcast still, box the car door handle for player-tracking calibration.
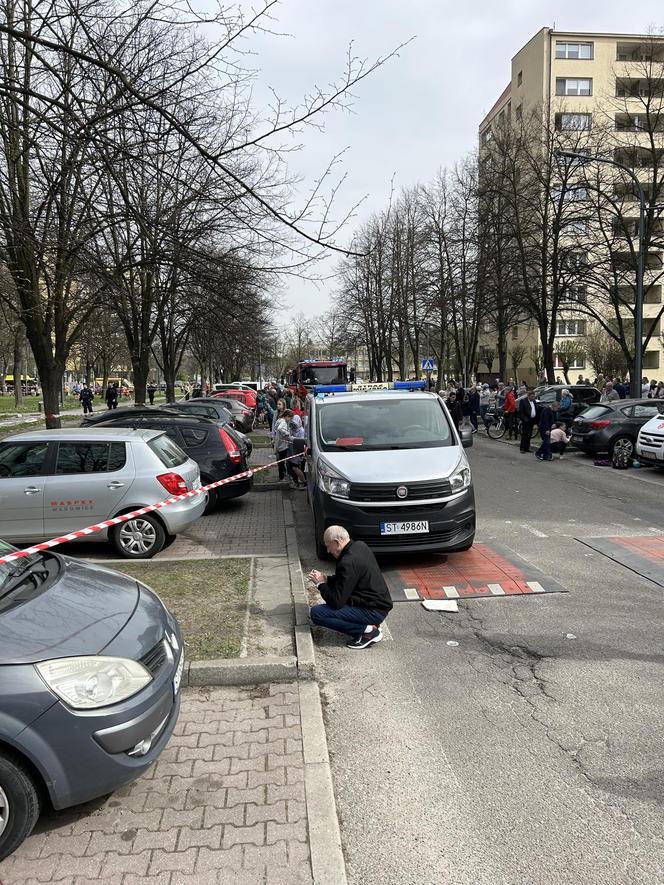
[107,481,126,489]
[24,486,42,495]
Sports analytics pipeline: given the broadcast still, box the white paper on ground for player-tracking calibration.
[421,599,459,613]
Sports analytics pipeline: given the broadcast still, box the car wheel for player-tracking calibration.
[163,533,177,549]
[112,515,166,559]
[610,435,635,459]
[202,480,218,515]
[0,751,41,861]
[313,508,327,560]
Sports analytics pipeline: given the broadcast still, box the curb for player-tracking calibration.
[182,656,298,687]
[283,497,316,680]
[299,681,348,885]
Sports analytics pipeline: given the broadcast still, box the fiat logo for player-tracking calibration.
[396,486,408,499]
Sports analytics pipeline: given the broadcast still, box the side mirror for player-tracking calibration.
[460,427,473,449]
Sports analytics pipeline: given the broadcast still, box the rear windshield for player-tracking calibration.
[148,434,187,467]
[316,397,453,451]
[578,405,612,421]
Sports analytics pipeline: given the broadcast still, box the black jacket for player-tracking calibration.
[518,396,536,422]
[447,398,464,428]
[539,405,556,435]
[319,540,393,614]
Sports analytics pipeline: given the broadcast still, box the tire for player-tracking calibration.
[202,479,217,515]
[163,533,177,549]
[487,419,506,439]
[313,507,327,560]
[111,514,166,559]
[0,751,42,861]
[609,435,635,459]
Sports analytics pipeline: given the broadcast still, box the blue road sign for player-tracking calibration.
[421,358,436,372]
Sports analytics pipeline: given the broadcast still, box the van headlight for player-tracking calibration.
[449,464,472,493]
[36,656,152,709]
[318,463,350,498]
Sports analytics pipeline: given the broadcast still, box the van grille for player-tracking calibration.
[140,639,168,676]
[349,479,453,502]
[639,432,664,451]
[367,527,465,548]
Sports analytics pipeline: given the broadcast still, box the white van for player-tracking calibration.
[636,413,664,467]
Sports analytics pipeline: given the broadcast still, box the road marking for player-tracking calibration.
[520,524,548,538]
[526,581,545,594]
[488,583,505,595]
[443,585,459,598]
[403,587,420,600]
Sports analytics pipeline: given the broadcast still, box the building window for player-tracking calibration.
[564,219,589,236]
[515,104,523,120]
[643,351,660,370]
[556,112,592,131]
[481,128,493,144]
[511,326,519,340]
[554,354,585,370]
[552,186,588,202]
[556,319,587,336]
[562,286,587,303]
[556,42,594,60]
[517,70,523,86]
[556,78,592,96]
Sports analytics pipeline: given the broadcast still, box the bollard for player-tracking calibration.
[37,400,43,413]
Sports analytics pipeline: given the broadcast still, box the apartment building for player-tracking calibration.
[478,27,664,383]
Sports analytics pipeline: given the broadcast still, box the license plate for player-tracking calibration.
[380,520,429,535]
[173,652,185,695]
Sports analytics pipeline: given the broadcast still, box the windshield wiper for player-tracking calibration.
[0,562,49,600]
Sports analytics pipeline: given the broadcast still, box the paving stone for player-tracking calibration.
[243,841,288,870]
[149,846,198,875]
[245,801,288,826]
[222,822,266,849]
[98,849,152,878]
[203,804,246,828]
[196,845,244,872]
[266,820,307,845]
[177,824,223,851]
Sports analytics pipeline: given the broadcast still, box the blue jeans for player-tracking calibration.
[536,433,552,460]
[311,604,387,637]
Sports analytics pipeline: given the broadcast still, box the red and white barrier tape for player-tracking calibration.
[0,452,301,566]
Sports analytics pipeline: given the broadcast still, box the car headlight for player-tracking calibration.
[318,463,350,498]
[449,463,472,493]
[36,656,152,710]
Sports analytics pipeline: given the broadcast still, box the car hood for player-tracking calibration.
[320,447,463,483]
[638,414,664,436]
[0,556,139,664]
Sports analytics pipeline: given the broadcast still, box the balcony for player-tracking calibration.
[615,113,664,133]
[614,284,662,304]
[616,43,664,64]
[613,147,664,170]
[612,251,663,273]
[616,78,664,100]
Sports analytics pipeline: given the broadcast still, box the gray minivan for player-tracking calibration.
[305,384,475,558]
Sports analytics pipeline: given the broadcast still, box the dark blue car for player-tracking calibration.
[0,542,182,859]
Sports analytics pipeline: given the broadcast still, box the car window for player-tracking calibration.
[579,389,599,401]
[579,405,612,421]
[633,403,663,419]
[108,442,127,471]
[0,442,49,478]
[317,397,453,451]
[181,427,208,447]
[539,389,558,403]
[184,405,215,418]
[55,442,120,474]
[148,434,188,467]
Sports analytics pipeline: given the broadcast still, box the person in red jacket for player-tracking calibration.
[503,387,517,439]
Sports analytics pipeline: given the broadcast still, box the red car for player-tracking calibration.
[219,389,257,409]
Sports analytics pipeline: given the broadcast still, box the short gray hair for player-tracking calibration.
[323,525,350,544]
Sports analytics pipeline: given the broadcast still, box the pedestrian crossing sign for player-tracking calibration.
[421,358,436,372]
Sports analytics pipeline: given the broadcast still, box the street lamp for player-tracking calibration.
[556,149,646,398]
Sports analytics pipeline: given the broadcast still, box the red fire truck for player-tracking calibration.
[286,359,348,399]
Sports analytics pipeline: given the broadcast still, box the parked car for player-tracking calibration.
[534,384,601,421]
[570,399,664,457]
[636,411,664,468]
[0,428,206,558]
[220,388,258,410]
[163,400,252,458]
[80,411,252,512]
[210,396,255,433]
[0,540,183,859]
[81,407,170,427]
[306,382,475,559]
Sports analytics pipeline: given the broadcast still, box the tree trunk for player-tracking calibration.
[132,351,150,406]
[13,330,23,408]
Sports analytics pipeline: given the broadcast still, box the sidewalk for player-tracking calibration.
[1,489,346,885]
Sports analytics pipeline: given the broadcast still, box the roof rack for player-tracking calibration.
[313,381,427,395]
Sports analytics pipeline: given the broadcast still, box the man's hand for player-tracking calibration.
[308,569,325,586]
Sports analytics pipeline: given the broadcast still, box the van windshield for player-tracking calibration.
[317,397,453,451]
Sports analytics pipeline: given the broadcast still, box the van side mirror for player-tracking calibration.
[460,427,473,448]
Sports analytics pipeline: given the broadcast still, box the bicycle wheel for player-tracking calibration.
[487,417,506,439]
[530,423,540,440]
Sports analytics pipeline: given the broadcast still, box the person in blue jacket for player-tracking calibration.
[535,400,560,461]
[558,388,574,430]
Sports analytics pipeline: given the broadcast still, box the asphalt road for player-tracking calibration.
[292,437,664,885]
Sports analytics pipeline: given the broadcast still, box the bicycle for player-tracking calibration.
[485,408,507,439]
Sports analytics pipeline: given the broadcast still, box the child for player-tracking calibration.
[550,422,571,459]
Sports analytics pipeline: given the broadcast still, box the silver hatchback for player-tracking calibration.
[0,428,206,558]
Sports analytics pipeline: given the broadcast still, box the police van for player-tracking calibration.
[305,381,475,558]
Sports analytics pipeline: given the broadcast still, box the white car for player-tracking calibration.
[636,413,664,468]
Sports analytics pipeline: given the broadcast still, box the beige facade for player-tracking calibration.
[479,28,664,382]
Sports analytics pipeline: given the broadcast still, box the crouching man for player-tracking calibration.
[308,525,393,649]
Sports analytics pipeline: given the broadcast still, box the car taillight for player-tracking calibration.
[590,420,612,429]
[242,409,252,417]
[219,427,242,464]
[157,472,188,495]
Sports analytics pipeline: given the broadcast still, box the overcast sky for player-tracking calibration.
[241,1,664,321]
